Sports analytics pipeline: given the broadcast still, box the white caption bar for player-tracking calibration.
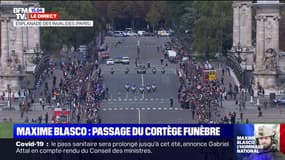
[13,20,93,27]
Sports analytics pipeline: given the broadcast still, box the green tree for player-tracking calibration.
[146,1,169,32]
[191,1,232,58]
[40,1,98,52]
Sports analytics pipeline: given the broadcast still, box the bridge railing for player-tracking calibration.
[226,54,245,87]
[34,54,50,83]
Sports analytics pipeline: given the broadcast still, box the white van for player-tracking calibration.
[78,45,88,53]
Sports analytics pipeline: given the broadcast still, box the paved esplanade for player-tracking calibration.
[99,36,194,123]
[1,35,285,123]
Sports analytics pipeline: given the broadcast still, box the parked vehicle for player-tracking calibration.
[113,31,126,37]
[121,57,130,64]
[106,59,114,65]
[137,30,146,36]
[99,51,110,59]
[126,31,138,37]
[114,57,122,63]
[143,32,154,36]
[274,97,285,105]
[158,30,171,36]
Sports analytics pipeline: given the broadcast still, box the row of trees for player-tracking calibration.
[40,1,232,55]
[40,1,285,56]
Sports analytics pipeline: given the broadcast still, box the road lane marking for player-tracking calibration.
[158,107,162,110]
[138,108,141,124]
[163,107,168,110]
[147,107,151,110]
[153,108,157,110]
[141,74,144,99]
[141,108,146,110]
[130,107,134,110]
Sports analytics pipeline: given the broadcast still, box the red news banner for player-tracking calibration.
[28,12,59,20]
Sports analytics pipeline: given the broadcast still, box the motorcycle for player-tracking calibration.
[125,83,130,91]
[139,86,144,93]
[131,85,137,92]
[110,68,114,74]
[146,85,151,93]
[151,84,157,92]
[161,67,165,74]
[125,68,129,74]
[152,67,156,74]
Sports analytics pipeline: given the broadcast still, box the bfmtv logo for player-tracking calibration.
[13,7,45,20]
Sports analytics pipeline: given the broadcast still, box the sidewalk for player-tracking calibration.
[0,103,55,123]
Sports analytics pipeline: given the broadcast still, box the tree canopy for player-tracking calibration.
[39,1,241,56]
[40,1,98,51]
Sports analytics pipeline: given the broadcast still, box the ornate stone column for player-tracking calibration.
[232,1,253,49]
[231,1,254,71]
[252,0,283,96]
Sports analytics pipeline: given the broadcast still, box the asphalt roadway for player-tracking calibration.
[99,36,196,123]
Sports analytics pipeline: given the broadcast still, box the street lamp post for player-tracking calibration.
[7,84,11,110]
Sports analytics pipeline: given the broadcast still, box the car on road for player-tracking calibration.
[99,51,110,59]
[273,97,285,105]
[121,57,130,64]
[158,30,171,36]
[137,30,145,36]
[143,31,154,36]
[112,31,126,37]
[114,57,122,63]
[126,31,138,37]
[106,59,114,65]
[137,64,146,74]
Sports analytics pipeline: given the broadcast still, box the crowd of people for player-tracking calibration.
[17,49,104,124]
[166,38,242,124]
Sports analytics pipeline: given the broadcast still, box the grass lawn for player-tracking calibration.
[0,122,13,138]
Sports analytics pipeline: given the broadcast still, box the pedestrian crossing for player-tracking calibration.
[102,107,183,111]
[102,98,171,102]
